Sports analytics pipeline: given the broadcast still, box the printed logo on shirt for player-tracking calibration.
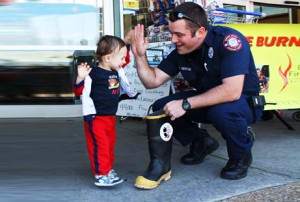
[180,66,192,71]
[108,78,120,89]
[223,34,242,51]
[109,75,118,79]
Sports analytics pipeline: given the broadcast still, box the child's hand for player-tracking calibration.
[76,63,92,84]
[124,29,134,45]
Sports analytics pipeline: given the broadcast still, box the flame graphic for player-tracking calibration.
[278,54,292,92]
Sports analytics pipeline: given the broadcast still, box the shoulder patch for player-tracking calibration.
[223,34,242,51]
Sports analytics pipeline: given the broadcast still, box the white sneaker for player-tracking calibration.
[108,169,120,181]
[95,169,120,181]
[94,175,123,187]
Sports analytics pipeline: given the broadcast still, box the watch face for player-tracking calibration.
[183,99,191,110]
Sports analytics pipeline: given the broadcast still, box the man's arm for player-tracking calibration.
[164,75,245,121]
[131,24,171,89]
[189,75,244,108]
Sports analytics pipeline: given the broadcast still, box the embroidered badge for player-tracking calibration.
[223,34,242,51]
[208,47,214,58]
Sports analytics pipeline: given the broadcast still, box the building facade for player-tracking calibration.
[0,0,299,117]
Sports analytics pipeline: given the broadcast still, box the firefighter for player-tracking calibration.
[131,2,263,189]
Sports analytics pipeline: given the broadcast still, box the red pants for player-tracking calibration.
[84,116,116,175]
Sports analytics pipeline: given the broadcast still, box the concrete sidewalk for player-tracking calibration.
[0,110,299,201]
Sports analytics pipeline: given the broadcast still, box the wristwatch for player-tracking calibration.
[182,98,191,111]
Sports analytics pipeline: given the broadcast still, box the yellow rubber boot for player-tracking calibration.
[135,110,173,189]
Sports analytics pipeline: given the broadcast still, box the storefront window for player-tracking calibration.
[223,4,246,20]
[0,0,102,104]
[255,5,289,16]
[123,0,150,36]
[123,0,173,44]
[254,4,290,23]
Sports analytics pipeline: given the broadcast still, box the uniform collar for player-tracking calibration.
[188,25,214,59]
[204,25,214,47]
[185,45,203,60]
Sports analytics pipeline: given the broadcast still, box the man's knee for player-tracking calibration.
[208,109,228,126]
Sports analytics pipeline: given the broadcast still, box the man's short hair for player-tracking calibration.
[172,2,208,30]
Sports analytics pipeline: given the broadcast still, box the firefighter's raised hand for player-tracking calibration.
[131,24,148,58]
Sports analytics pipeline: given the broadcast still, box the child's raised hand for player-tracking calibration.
[124,29,134,45]
[76,63,92,84]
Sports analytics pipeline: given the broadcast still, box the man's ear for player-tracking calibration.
[195,27,206,38]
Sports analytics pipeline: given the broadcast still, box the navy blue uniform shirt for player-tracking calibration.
[158,25,260,94]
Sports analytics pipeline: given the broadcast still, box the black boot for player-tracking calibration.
[221,152,252,180]
[221,127,255,180]
[181,129,219,165]
[135,110,173,189]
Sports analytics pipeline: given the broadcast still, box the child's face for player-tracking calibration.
[109,46,127,71]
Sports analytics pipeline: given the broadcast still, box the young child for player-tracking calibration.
[73,35,136,187]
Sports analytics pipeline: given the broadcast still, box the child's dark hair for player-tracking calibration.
[95,35,126,62]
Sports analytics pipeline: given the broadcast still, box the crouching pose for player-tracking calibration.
[131,2,263,189]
